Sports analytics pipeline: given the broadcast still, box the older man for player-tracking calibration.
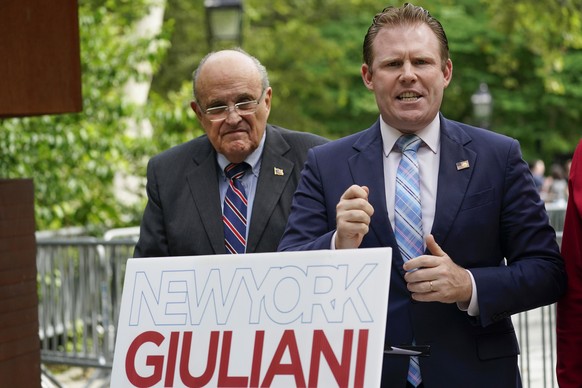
[134,49,327,257]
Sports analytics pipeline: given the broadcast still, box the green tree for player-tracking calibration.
[3,0,582,231]
[482,0,582,161]
[0,0,172,232]
[153,0,582,163]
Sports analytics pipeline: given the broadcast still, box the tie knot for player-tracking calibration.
[225,162,250,180]
[396,134,422,153]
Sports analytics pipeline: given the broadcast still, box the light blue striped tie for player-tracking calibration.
[394,134,423,387]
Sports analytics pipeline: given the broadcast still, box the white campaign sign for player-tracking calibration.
[111,248,392,387]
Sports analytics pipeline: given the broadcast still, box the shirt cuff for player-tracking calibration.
[457,269,479,316]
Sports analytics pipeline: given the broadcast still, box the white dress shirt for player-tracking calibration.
[380,115,478,316]
[380,115,440,237]
[332,115,478,315]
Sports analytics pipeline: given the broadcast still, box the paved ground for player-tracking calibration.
[42,367,110,388]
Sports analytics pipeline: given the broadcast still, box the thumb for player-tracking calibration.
[425,234,445,257]
[361,185,370,199]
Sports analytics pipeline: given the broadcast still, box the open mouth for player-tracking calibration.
[397,92,421,101]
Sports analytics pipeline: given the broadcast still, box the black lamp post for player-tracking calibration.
[471,82,493,129]
[205,0,243,49]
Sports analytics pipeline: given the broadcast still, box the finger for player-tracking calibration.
[428,280,435,293]
[337,209,372,226]
[425,234,445,257]
[337,186,374,217]
[408,280,430,293]
[361,185,369,197]
[403,258,422,273]
[340,185,368,201]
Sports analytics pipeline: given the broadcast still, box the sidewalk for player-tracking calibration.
[42,367,110,388]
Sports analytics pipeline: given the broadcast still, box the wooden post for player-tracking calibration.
[0,0,82,384]
[0,0,82,117]
[0,180,39,387]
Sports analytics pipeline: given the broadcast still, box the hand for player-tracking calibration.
[335,185,374,249]
[403,234,472,304]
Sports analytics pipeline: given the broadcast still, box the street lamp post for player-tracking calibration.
[204,0,243,49]
[471,82,493,129]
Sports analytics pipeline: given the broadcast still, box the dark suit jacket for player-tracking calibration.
[134,124,328,257]
[279,115,566,387]
[557,139,582,388]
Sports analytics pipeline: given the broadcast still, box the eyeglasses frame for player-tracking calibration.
[202,88,268,122]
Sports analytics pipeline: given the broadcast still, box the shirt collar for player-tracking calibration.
[380,114,440,156]
[217,131,266,177]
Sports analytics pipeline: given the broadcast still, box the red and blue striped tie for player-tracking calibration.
[223,162,250,254]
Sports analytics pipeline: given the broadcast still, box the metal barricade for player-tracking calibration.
[515,304,558,387]
[37,238,135,368]
[512,202,566,388]
[545,202,567,234]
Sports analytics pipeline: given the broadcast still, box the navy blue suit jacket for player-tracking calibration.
[279,116,566,387]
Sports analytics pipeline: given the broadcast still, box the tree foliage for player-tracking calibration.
[1,0,581,231]
[153,0,582,162]
[0,0,174,232]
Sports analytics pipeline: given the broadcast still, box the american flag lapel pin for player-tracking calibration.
[274,167,284,176]
[456,160,470,170]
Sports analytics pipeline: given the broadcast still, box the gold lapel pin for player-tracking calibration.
[456,160,470,170]
[274,167,284,176]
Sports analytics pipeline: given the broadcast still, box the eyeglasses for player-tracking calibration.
[203,89,267,122]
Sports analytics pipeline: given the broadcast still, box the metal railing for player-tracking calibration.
[37,205,566,387]
[512,202,565,388]
[37,237,135,369]
[515,304,558,388]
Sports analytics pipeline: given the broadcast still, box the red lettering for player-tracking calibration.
[261,330,306,387]
[354,329,368,388]
[123,328,370,387]
[218,330,249,387]
[308,329,353,387]
[179,331,219,387]
[250,330,265,388]
[125,331,165,387]
[164,331,180,386]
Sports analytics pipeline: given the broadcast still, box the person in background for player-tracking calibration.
[565,157,572,181]
[556,139,582,388]
[134,48,328,257]
[529,158,546,193]
[278,4,566,387]
[548,162,568,204]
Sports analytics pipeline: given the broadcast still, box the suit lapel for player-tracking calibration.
[431,118,476,246]
[247,127,293,252]
[349,118,477,276]
[348,121,395,249]
[186,142,225,254]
